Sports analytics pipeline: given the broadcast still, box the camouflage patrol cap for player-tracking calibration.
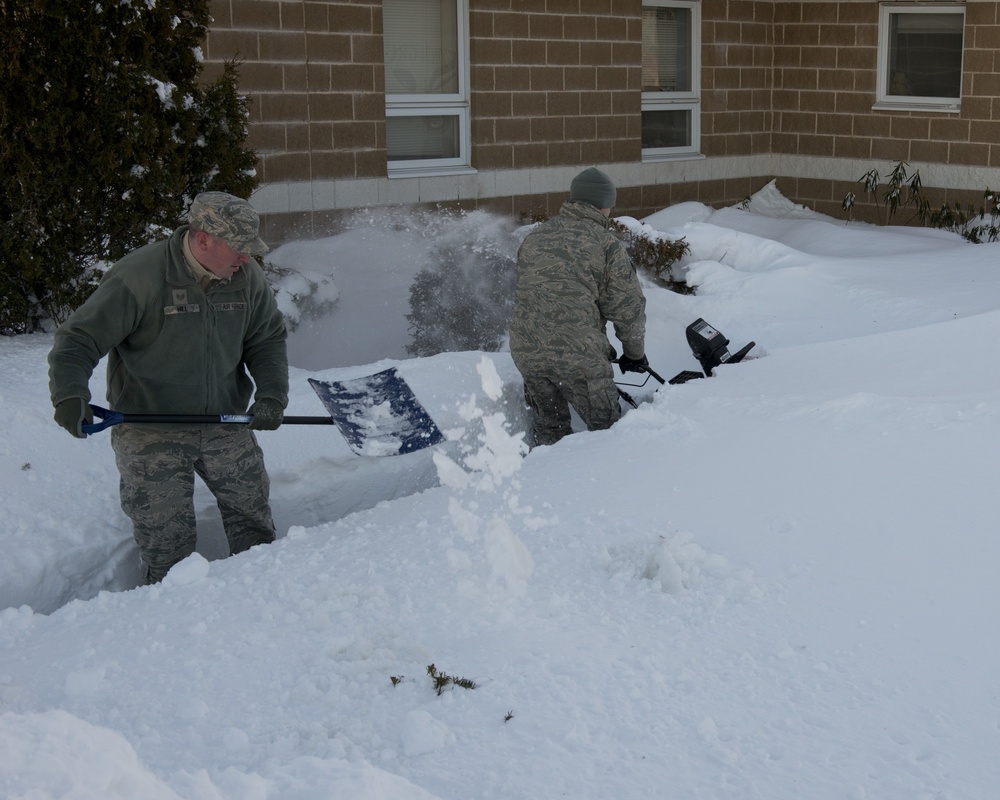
[187,191,268,255]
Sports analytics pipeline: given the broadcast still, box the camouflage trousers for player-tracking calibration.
[111,424,276,584]
[518,360,622,447]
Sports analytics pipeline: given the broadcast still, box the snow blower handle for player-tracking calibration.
[613,359,666,386]
[641,364,666,384]
[82,404,333,434]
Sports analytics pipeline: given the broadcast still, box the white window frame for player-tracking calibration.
[875,3,965,113]
[641,0,701,161]
[384,0,472,176]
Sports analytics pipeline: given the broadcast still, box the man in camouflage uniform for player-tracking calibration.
[510,167,648,447]
[48,192,288,584]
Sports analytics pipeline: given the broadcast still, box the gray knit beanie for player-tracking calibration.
[569,167,616,209]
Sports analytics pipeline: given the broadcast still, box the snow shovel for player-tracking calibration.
[82,367,445,457]
[668,318,755,384]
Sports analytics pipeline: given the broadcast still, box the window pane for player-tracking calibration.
[642,7,691,92]
[386,115,460,161]
[384,0,459,95]
[888,13,963,98]
[642,109,691,149]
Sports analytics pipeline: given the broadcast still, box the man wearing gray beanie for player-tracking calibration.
[569,166,618,209]
[509,167,648,447]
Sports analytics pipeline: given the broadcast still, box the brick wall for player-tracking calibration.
[734,1,1000,170]
[202,1,1000,238]
[206,0,646,187]
[204,0,385,186]
[469,0,641,173]
[701,0,775,159]
[754,1,1000,220]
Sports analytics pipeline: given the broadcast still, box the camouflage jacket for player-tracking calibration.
[48,225,288,417]
[509,200,646,369]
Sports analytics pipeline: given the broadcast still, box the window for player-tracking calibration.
[876,4,965,111]
[641,0,701,159]
[383,0,470,175]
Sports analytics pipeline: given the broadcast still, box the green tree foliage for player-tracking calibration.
[0,0,258,333]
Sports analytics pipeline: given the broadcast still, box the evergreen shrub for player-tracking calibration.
[842,160,1000,243]
[0,0,258,333]
[610,221,692,293]
[405,210,521,357]
[405,211,693,358]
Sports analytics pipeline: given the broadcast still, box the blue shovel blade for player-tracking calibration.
[308,368,445,456]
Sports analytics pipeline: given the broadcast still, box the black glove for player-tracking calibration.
[248,397,284,431]
[54,398,93,438]
[617,354,650,375]
[607,344,618,361]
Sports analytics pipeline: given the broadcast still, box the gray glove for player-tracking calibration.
[54,398,93,438]
[248,397,284,430]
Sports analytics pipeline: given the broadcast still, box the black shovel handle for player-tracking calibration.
[83,404,333,434]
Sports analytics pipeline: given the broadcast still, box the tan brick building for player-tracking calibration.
[203,1,1000,243]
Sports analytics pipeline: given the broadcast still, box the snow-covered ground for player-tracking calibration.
[2,183,998,798]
